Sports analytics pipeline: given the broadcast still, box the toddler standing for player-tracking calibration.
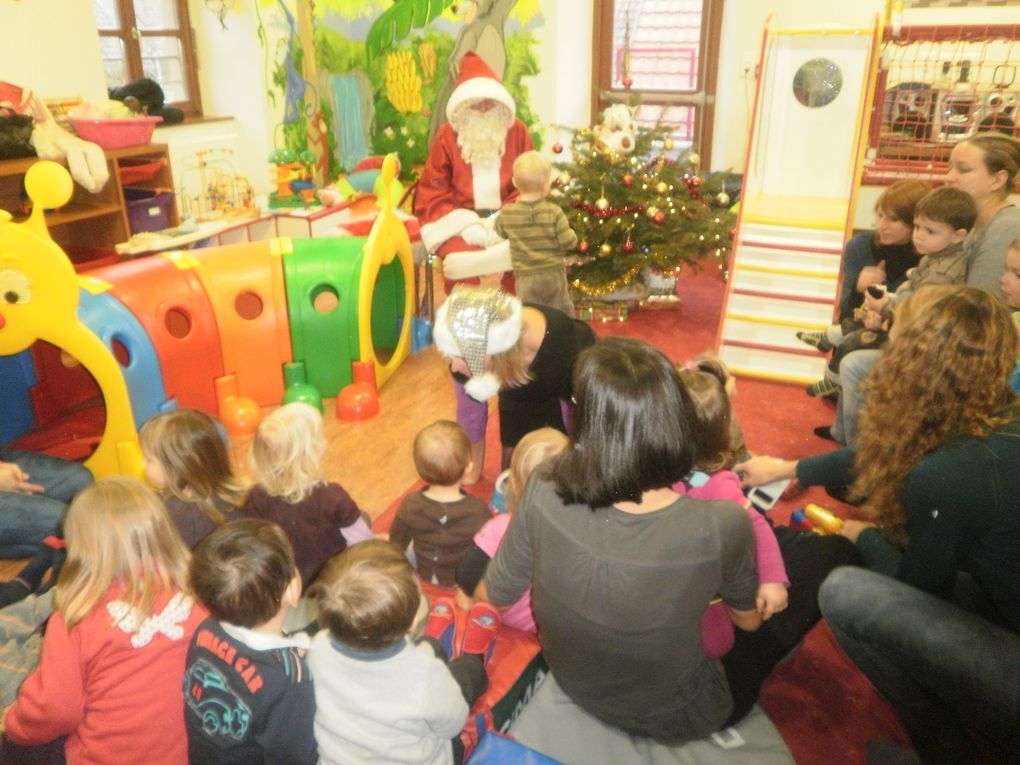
[2,478,205,765]
[309,540,499,765]
[140,409,247,548]
[185,519,316,765]
[389,420,491,588]
[493,151,578,314]
[243,403,372,590]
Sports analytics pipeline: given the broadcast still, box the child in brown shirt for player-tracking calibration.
[389,421,491,588]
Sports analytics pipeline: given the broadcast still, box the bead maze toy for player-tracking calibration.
[0,155,415,479]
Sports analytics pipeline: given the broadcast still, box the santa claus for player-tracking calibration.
[414,52,533,293]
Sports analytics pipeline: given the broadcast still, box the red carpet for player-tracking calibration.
[380,263,909,764]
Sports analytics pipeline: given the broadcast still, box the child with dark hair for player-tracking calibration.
[185,519,316,765]
[309,540,499,765]
[389,421,491,588]
[675,357,789,658]
[804,185,977,398]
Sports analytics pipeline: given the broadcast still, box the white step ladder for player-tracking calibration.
[717,17,882,384]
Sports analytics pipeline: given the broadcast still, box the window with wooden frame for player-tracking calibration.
[92,0,202,117]
[592,0,724,166]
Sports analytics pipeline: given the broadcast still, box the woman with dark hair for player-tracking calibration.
[485,336,761,746]
[740,286,1020,763]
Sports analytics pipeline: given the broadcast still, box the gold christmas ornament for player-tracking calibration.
[655,182,668,194]
[558,172,571,186]
[716,192,731,206]
[688,151,700,167]
[646,206,660,219]
[595,197,609,211]
[599,243,612,257]
[663,138,674,150]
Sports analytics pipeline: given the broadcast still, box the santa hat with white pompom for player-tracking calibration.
[433,286,523,402]
[445,51,516,120]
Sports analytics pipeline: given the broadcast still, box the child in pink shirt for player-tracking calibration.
[455,428,569,634]
[675,357,789,659]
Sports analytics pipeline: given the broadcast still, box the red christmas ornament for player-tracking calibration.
[622,75,634,89]
[729,228,737,240]
[686,176,703,190]
[622,174,634,187]
[552,143,564,154]
[653,211,666,224]
[622,240,635,253]
[578,241,590,254]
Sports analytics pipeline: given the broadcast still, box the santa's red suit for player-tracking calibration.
[414,53,533,292]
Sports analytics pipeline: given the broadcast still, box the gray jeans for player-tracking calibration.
[830,349,881,446]
[820,567,1020,764]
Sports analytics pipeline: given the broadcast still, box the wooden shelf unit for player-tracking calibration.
[0,144,178,257]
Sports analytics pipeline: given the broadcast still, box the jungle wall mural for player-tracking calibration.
[253,0,543,186]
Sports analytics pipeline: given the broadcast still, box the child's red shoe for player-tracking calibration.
[461,602,500,663]
[423,597,457,658]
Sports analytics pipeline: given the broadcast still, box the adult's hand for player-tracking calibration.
[863,289,892,315]
[735,456,797,488]
[0,462,44,494]
[856,260,886,293]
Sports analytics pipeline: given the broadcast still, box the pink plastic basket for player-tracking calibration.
[68,116,162,149]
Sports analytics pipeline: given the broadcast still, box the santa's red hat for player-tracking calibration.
[445,51,516,120]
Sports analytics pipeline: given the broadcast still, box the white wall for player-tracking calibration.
[0,1,107,101]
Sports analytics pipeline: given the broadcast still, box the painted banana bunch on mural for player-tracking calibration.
[385,50,424,113]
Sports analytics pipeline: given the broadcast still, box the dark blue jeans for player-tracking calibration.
[820,567,1020,764]
[0,450,92,558]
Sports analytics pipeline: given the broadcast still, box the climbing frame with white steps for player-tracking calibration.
[716,16,882,384]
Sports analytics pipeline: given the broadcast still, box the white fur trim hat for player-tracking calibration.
[433,285,523,402]
[446,51,516,121]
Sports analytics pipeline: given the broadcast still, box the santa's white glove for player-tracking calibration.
[461,223,489,247]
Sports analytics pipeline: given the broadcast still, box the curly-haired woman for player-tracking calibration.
[739,286,1020,763]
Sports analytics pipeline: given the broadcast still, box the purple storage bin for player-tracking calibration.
[124,187,174,233]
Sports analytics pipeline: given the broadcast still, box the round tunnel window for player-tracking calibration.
[312,285,340,315]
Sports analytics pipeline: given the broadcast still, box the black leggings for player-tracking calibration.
[419,636,489,765]
[722,528,862,726]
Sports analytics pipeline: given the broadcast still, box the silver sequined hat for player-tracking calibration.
[433,285,523,401]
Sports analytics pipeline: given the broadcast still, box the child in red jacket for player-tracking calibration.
[2,478,206,765]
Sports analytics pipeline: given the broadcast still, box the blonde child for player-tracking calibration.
[675,357,789,659]
[389,420,490,588]
[185,519,316,765]
[455,427,569,634]
[140,409,247,548]
[493,151,579,314]
[1000,235,1020,392]
[244,403,372,591]
[309,540,498,765]
[1,478,206,765]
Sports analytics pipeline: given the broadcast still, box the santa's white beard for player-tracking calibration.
[452,105,512,165]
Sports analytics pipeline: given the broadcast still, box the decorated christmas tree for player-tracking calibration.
[553,116,735,300]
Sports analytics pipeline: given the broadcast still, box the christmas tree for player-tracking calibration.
[553,123,735,299]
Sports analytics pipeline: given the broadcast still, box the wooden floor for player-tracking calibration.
[239,345,462,520]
